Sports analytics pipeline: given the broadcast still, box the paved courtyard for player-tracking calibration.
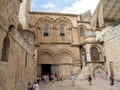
[39,79,120,90]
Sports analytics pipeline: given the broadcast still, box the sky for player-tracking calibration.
[30,0,100,14]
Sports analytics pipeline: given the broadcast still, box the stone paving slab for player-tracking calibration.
[40,80,85,90]
[76,79,120,90]
[39,79,120,90]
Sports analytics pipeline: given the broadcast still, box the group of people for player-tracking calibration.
[27,74,114,90]
[27,81,40,90]
[41,74,59,83]
[88,75,114,86]
[58,74,76,87]
[41,74,76,87]
[58,74,92,87]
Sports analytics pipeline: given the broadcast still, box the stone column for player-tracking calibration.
[86,52,91,61]
[85,45,91,62]
[81,54,86,67]
[37,65,41,77]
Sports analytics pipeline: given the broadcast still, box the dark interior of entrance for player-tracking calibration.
[41,64,51,75]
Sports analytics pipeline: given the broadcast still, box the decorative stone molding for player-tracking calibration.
[52,27,58,30]
[66,27,72,31]
[36,26,43,30]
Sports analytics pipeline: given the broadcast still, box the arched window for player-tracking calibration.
[1,35,10,62]
[60,25,65,36]
[91,47,100,61]
[80,27,84,36]
[44,25,49,36]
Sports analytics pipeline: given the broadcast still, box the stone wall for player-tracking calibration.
[0,26,36,90]
[0,0,36,90]
[18,29,35,50]
[104,25,120,80]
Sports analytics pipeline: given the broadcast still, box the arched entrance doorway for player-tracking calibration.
[41,64,51,75]
[37,51,56,77]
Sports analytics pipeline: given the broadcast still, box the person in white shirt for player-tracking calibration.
[71,74,75,86]
[33,82,40,90]
[59,76,63,87]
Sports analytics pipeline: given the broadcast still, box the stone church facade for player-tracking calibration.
[28,12,106,79]
[0,0,120,90]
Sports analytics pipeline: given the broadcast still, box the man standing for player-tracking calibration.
[109,75,114,85]
[88,75,92,85]
[71,74,75,86]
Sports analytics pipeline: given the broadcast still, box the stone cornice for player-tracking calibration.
[29,11,78,17]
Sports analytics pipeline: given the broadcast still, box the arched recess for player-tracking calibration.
[90,45,102,61]
[79,27,85,36]
[55,17,73,28]
[56,49,75,64]
[79,25,87,30]
[80,47,86,68]
[93,65,106,79]
[56,49,75,77]
[38,49,55,64]
[79,25,86,35]
[35,16,54,27]
[37,50,56,77]
[35,17,54,37]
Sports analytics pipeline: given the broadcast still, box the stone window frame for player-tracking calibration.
[1,35,10,62]
[59,24,65,36]
[43,25,49,36]
[79,27,85,36]
[90,47,100,61]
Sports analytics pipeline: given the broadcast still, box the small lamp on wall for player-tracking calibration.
[33,54,35,57]
[8,24,15,32]
[19,0,23,3]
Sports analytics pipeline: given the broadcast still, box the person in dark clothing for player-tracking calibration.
[109,75,114,85]
[27,82,32,90]
[37,77,40,84]
[88,75,92,85]
[59,76,63,87]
